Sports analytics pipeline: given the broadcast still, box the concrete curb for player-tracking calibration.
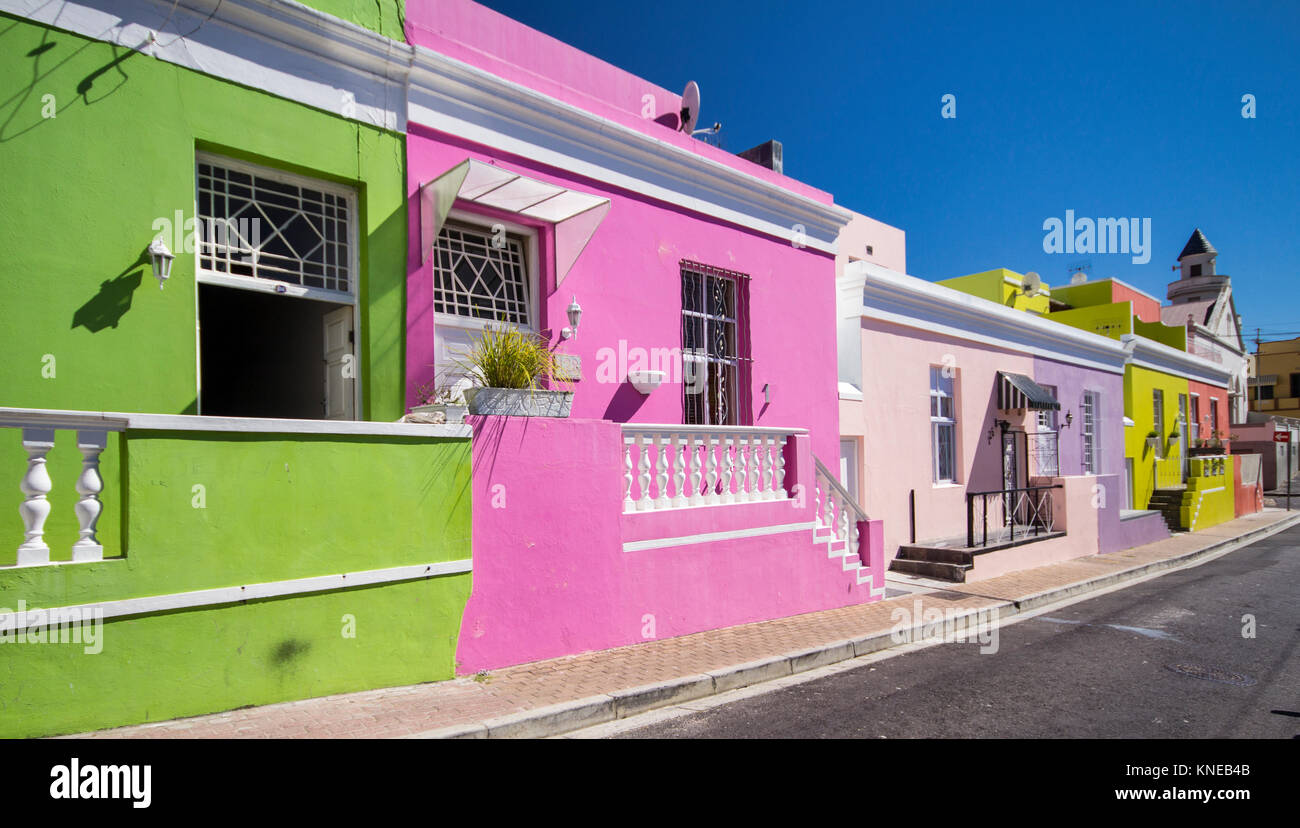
[410,513,1300,740]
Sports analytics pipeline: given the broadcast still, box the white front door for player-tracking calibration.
[323,306,356,420]
[839,439,859,505]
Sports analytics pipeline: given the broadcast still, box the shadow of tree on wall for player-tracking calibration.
[0,26,138,143]
[71,250,148,332]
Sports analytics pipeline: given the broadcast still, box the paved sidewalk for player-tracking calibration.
[71,509,1300,740]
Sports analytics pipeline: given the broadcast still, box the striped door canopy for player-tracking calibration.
[998,372,1061,411]
[420,159,611,287]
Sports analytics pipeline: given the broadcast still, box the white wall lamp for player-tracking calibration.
[762,383,772,405]
[148,239,175,290]
[561,295,582,339]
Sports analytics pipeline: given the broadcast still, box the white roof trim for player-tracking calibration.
[8,0,851,253]
[850,261,1129,375]
[406,44,851,254]
[0,407,471,438]
[1121,335,1233,386]
[0,0,412,131]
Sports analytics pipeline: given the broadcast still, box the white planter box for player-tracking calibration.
[463,388,573,417]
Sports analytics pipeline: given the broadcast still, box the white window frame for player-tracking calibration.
[431,208,541,335]
[192,152,362,419]
[1190,393,1201,442]
[194,152,359,305]
[1082,390,1100,475]
[930,366,957,484]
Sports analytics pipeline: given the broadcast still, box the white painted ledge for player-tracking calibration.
[0,559,473,631]
[0,408,470,439]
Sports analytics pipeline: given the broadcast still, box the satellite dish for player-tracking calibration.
[680,81,700,133]
[1022,271,1043,296]
[1070,271,1088,285]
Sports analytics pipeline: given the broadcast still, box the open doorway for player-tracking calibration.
[198,283,356,420]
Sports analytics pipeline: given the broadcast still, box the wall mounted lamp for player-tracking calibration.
[561,295,582,339]
[148,239,175,290]
[1063,411,1073,429]
[763,383,772,405]
[987,418,1010,445]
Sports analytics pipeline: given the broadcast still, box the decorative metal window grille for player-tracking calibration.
[1082,390,1100,474]
[431,220,532,326]
[681,262,749,425]
[930,366,956,483]
[197,158,353,293]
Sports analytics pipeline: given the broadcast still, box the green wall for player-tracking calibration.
[1046,301,1134,340]
[939,268,1053,313]
[299,0,407,40]
[0,429,472,737]
[0,14,407,419]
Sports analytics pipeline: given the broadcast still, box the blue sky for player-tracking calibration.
[476,0,1299,342]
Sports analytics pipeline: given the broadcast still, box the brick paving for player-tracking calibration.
[72,509,1298,739]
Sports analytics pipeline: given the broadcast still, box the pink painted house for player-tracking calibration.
[401,0,886,672]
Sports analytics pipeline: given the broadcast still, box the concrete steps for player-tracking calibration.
[1147,487,1187,532]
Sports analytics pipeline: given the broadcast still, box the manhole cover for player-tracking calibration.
[1164,663,1257,687]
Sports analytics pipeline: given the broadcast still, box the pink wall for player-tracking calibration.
[1188,379,1231,449]
[1110,280,1162,323]
[836,210,907,276]
[403,0,830,200]
[405,127,843,468]
[966,477,1100,580]
[457,416,884,673]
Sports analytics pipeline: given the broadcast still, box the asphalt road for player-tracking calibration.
[615,523,1300,738]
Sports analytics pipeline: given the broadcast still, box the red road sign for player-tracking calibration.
[1274,431,1291,443]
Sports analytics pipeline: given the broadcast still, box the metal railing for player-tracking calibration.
[1027,431,1059,477]
[966,484,1062,549]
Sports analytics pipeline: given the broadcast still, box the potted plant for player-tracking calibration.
[456,324,573,417]
[409,377,467,424]
[1145,430,1159,450]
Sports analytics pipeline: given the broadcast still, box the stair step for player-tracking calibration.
[890,557,970,583]
[896,545,975,566]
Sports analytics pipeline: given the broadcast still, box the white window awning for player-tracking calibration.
[420,159,611,286]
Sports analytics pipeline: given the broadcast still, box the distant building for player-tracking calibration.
[1162,229,1250,423]
[1249,336,1300,417]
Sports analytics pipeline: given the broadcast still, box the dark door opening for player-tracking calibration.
[198,283,355,420]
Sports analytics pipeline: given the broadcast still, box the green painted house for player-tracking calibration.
[0,0,472,737]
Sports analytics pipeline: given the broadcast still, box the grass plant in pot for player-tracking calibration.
[456,324,573,417]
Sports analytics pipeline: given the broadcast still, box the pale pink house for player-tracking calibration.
[401,0,887,671]
[837,260,1150,582]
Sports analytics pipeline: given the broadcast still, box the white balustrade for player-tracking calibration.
[814,457,869,553]
[621,425,801,513]
[2,413,124,567]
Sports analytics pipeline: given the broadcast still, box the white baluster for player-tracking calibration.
[623,438,634,512]
[689,434,703,507]
[654,434,670,509]
[763,435,776,500]
[72,430,108,562]
[838,504,850,544]
[636,433,651,511]
[754,437,767,499]
[17,428,55,566]
[720,436,735,504]
[671,434,687,508]
[735,435,750,502]
[813,477,823,529]
[825,489,837,534]
[774,436,787,499]
[706,436,720,505]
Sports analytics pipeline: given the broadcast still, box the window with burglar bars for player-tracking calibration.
[1082,390,1099,474]
[681,262,748,425]
[431,220,533,327]
[930,366,957,483]
[197,155,354,294]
